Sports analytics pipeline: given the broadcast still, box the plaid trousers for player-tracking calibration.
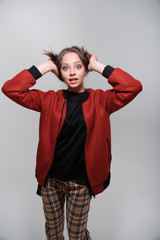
[41,177,92,240]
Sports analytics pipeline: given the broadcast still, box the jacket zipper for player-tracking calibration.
[84,155,96,198]
[81,107,95,198]
[44,99,67,187]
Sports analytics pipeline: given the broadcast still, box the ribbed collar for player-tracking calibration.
[63,89,89,103]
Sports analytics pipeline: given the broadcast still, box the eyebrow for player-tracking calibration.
[61,61,81,66]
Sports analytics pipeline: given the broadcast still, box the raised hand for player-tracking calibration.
[88,53,98,72]
[88,52,106,74]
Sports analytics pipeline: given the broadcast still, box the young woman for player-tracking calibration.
[2,46,142,240]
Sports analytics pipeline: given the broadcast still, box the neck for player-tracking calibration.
[67,87,85,93]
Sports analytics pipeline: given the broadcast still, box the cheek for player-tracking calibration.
[79,70,86,79]
[60,71,67,80]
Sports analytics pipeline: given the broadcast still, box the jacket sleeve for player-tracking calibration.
[101,67,143,115]
[1,68,45,112]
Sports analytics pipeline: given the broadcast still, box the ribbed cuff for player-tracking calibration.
[102,65,115,79]
[27,65,42,80]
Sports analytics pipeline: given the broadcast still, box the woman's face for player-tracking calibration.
[60,52,87,93]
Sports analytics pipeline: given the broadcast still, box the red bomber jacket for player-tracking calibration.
[1,67,142,197]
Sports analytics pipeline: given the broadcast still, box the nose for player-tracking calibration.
[70,67,76,75]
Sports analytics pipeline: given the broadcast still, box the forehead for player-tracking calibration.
[61,52,82,64]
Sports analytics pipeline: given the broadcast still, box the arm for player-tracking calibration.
[1,60,58,112]
[88,53,143,114]
[36,59,58,76]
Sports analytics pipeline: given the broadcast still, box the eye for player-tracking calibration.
[76,65,81,69]
[63,66,68,71]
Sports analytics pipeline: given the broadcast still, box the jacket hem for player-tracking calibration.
[92,171,111,196]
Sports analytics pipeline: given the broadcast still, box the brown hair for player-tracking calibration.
[43,46,91,82]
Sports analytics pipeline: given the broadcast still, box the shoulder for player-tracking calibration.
[86,88,110,97]
[38,89,62,101]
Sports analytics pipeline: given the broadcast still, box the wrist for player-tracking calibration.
[92,61,106,74]
[36,60,53,75]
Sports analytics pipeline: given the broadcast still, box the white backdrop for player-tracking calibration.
[0,0,160,239]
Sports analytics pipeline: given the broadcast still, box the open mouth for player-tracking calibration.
[69,78,78,81]
[69,78,79,84]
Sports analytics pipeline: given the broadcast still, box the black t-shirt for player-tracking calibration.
[48,89,89,183]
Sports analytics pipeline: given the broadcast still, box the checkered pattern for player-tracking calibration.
[41,177,92,240]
